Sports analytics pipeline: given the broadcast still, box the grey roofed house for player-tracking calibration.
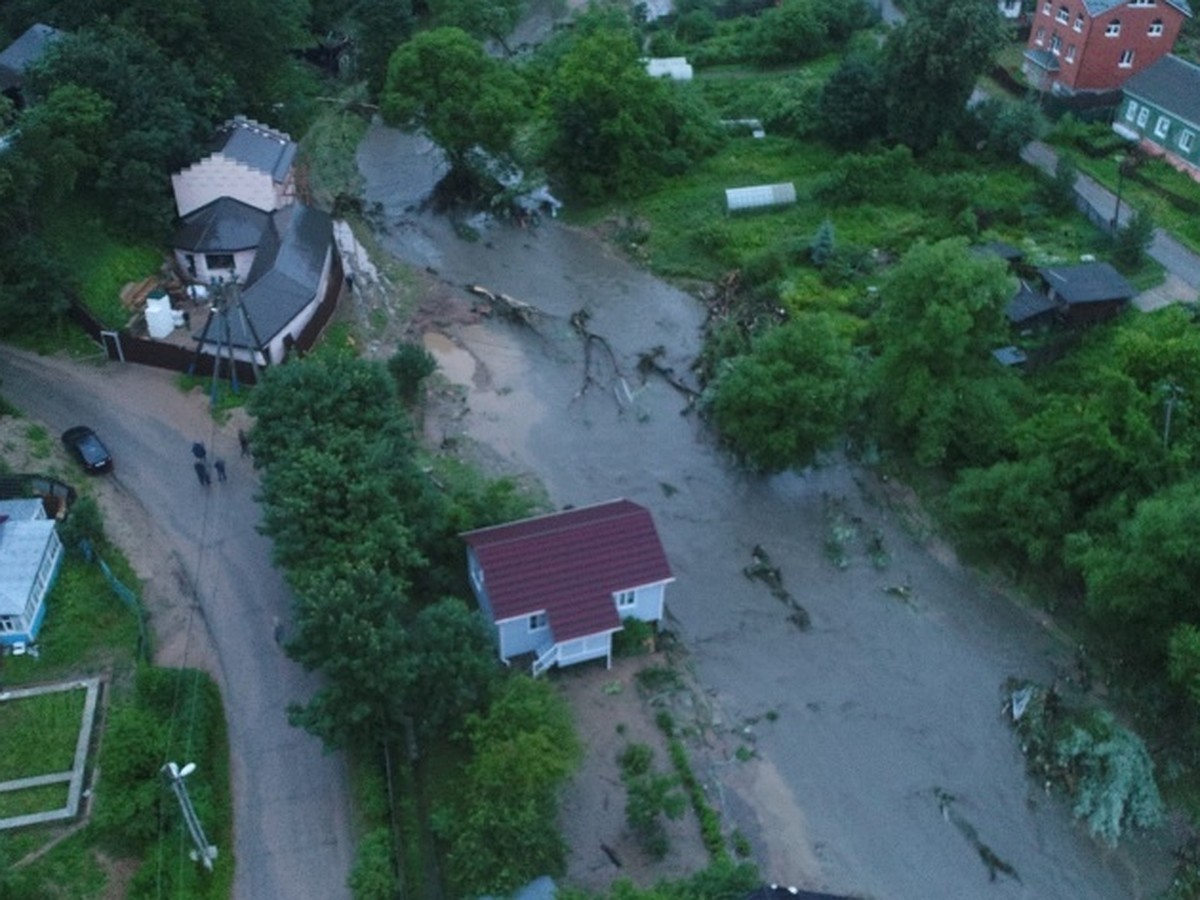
[174,197,271,253]
[1038,261,1134,305]
[1122,55,1200,134]
[209,115,297,184]
[1083,0,1193,14]
[1006,280,1058,324]
[0,22,64,93]
[211,204,332,349]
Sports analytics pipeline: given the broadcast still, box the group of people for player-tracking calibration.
[190,429,250,487]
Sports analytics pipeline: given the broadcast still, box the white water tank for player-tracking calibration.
[144,290,175,339]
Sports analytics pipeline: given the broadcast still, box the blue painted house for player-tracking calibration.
[0,498,63,647]
[462,500,674,676]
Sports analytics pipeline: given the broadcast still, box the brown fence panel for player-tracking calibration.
[294,246,345,355]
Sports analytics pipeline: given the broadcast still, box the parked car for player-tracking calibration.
[61,426,113,474]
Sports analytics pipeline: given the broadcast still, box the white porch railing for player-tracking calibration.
[531,643,558,677]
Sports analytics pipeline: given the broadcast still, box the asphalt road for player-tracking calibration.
[0,347,353,900]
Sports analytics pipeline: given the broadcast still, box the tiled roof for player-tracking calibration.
[1123,54,1200,128]
[462,499,673,643]
[209,115,296,183]
[1084,0,1192,17]
[173,197,270,252]
[1039,262,1134,303]
[210,204,332,348]
[0,23,63,91]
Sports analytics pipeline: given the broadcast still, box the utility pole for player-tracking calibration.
[162,761,218,871]
[1162,381,1185,450]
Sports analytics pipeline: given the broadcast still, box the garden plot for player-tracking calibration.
[0,678,100,829]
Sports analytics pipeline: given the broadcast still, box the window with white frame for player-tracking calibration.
[1050,34,1063,54]
[1180,131,1195,153]
[1155,115,1170,138]
[1125,101,1138,121]
[615,589,636,609]
[470,562,484,591]
[0,617,15,633]
[1073,14,1083,31]
[1137,107,1150,127]
[529,612,547,631]
[1106,19,1121,36]
[1119,49,1135,67]
[1056,5,1069,22]
[1066,44,1077,62]
[1149,19,1163,36]
[1130,0,1155,6]
[1036,26,1046,44]
[1042,1,1052,13]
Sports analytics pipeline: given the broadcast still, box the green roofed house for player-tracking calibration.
[1114,54,1200,182]
[0,498,63,648]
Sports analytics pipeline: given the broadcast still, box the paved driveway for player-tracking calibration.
[0,348,353,900]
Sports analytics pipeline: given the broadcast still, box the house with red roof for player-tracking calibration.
[461,499,674,676]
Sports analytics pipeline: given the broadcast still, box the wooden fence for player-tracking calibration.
[68,247,345,385]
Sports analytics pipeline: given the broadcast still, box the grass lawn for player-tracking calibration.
[0,782,70,819]
[0,557,142,688]
[0,688,85,780]
[42,199,164,331]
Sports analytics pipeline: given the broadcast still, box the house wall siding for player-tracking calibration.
[617,581,668,624]
[497,615,550,660]
[0,526,61,646]
[1117,96,1200,179]
[1028,1,1185,93]
[172,156,283,217]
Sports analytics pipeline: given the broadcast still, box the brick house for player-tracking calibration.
[1023,0,1192,95]
[1113,54,1200,181]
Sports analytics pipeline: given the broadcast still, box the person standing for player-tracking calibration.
[193,460,210,486]
[238,429,250,458]
[214,458,227,482]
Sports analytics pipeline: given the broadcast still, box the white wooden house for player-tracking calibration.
[462,499,674,675]
[0,498,63,648]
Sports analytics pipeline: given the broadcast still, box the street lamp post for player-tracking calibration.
[1112,153,1127,234]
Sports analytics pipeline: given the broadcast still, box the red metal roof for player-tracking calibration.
[462,499,673,642]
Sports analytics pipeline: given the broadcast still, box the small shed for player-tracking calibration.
[1005,280,1058,328]
[1038,262,1134,327]
[725,183,797,214]
[644,57,693,81]
[992,345,1028,368]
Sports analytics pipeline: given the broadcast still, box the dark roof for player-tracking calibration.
[973,241,1024,263]
[209,115,296,183]
[0,23,63,91]
[462,499,673,643]
[212,204,332,348]
[1006,280,1059,323]
[173,197,270,253]
[744,886,856,900]
[1123,54,1200,129]
[1085,0,1192,16]
[1039,262,1134,304]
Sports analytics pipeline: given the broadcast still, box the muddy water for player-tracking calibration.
[359,122,1174,899]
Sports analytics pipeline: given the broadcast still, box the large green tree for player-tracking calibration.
[427,0,524,51]
[817,52,888,150]
[710,312,861,472]
[871,238,1016,467]
[381,27,527,171]
[882,0,1003,152]
[544,23,722,199]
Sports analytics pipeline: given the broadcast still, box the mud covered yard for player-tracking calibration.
[353,121,1180,899]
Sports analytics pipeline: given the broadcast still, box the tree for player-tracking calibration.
[13,84,112,204]
[1046,151,1079,214]
[710,312,861,472]
[427,0,525,51]
[817,52,888,150]
[381,28,527,171]
[972,96,1047,160]
[871,238,1015,467]
[752,0,829,65]
[1112,210,1155,271]
[882,0,1004,152]
[436,676,581,897]
[544,24,722,199]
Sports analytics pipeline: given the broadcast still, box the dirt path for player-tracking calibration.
[357,121,1178,899]
[0,350,354,900]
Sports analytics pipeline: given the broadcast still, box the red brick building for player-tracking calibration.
[1023,0,1192,95]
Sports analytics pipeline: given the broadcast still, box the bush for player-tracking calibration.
[613,616,656,657]
[1112,210,1155,270]
[349,828,397,900]
[387,343,437,404]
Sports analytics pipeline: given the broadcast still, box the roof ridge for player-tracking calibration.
[461,498,637,538]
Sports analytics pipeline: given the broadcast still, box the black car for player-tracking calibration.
[61,426,113,474]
